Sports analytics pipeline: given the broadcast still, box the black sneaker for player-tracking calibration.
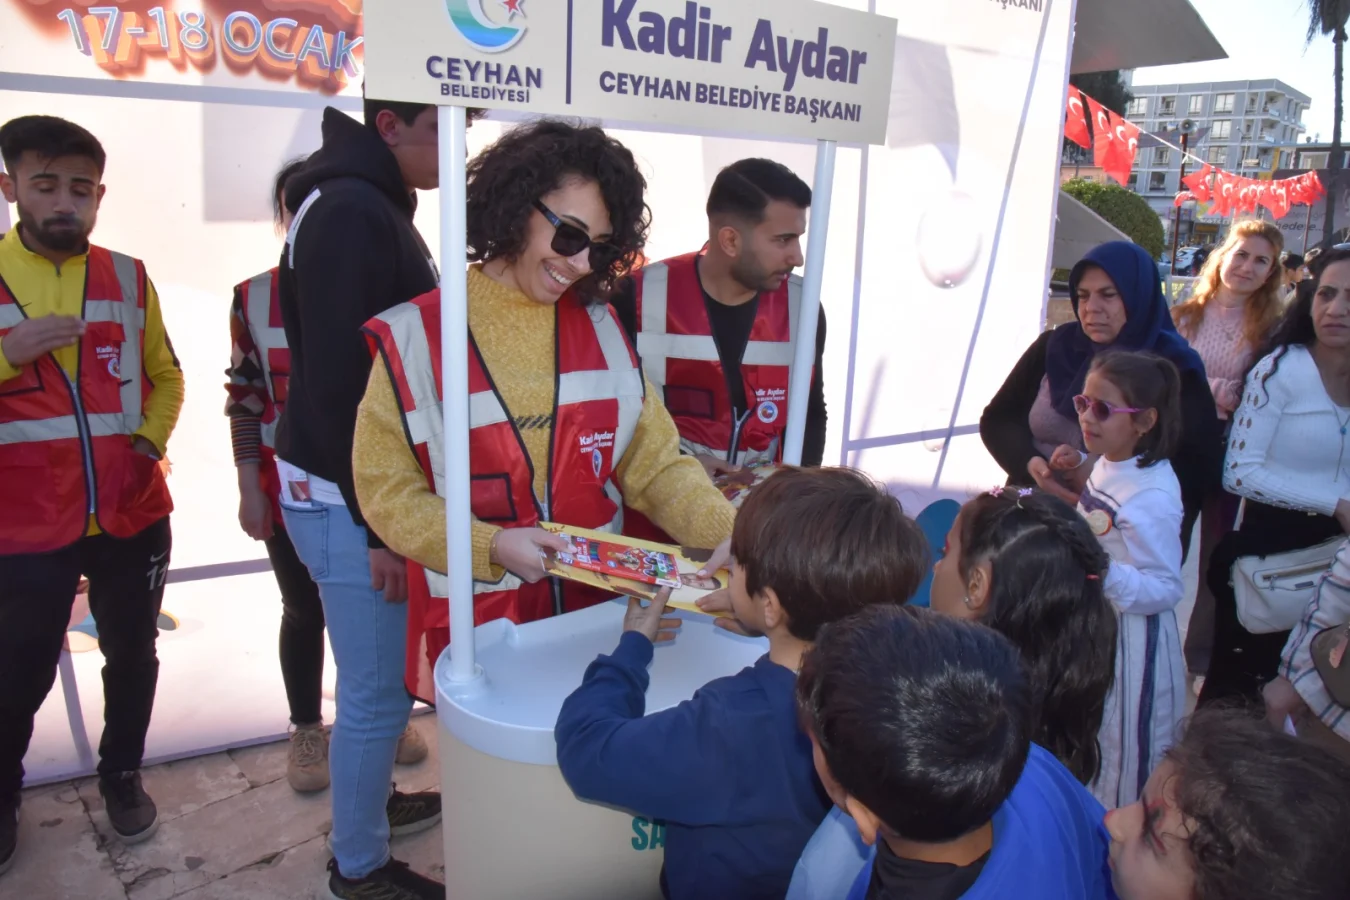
[322,857,444,900]
[98,772,158,844]
[0,795,17,877]
[386,786,441,837]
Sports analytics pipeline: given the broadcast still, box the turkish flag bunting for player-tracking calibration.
[1257,181,1278,213]
[1212,171,1236,216]
[1103,114,1141,186]
[1064,87,1091,149]
[1174,191,1196,208]
[1308,171,1328,200]
[1233,178,1253,214]
[1182,164,1214,203]
[1085,95,1115,172]
[1269,181,1292,219]
[1287,175,1309,206]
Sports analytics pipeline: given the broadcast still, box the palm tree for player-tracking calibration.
[1308,1,1350,243]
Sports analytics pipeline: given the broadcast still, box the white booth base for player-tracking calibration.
[435,600,767,899]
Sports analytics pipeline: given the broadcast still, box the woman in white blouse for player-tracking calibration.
[1199,248,1350,706]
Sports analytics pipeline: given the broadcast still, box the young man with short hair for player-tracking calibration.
[0,115,184,873]
[613,159,827,539]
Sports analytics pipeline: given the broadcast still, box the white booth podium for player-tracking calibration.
[435,601,766,899]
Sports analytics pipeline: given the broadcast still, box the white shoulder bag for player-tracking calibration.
[1231,498,1342,633]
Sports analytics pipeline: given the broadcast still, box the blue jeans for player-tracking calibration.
[281,498,412,879]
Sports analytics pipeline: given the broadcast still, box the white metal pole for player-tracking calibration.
[439,105,477,684]
[782,139,836,465]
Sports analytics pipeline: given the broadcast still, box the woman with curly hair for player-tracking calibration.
[351,120,736,702]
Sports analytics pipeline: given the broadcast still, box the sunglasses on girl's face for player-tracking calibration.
[1073,394,1143,420]
[533,200,621,271]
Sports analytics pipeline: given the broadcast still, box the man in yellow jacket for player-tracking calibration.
[0,116,183,875]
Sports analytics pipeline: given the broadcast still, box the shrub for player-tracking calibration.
[1061,178,1166,261]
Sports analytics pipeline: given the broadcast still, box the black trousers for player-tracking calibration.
[0,517,172,800]
[1198,502,1342,707]
[264,525,326,726]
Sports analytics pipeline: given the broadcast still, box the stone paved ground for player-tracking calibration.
[7,714,442,900]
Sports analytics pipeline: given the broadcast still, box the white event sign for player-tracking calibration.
[363,0,899,145]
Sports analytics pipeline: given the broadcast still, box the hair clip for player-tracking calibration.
[1086,574,1100,581]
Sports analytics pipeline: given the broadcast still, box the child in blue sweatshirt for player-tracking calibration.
[798,605,1115,900]
[554,466,930,900]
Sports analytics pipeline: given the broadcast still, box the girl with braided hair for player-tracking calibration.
[929,487,1117,786]
[1056,351,1188,810]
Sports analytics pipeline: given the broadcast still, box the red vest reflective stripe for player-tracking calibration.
[0,245,172,554]
[235,268,290,518]
[634,251,800,465]
[364,287,644,703]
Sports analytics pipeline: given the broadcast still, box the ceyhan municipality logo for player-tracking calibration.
[446,0,528,53]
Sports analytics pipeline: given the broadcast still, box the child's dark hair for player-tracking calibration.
[1164,710,1350,900]
[272,156,308,229]
[797,606,1032,842]
[1088,351,1182,467]
[730,466,928,641]
[957,489,1116,784]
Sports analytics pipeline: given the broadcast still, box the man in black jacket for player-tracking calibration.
[274,98,472,900]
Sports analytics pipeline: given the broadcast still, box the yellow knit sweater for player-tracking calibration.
[353,265,736,581]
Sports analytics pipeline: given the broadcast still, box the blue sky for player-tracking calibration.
[1132,0,1340,141]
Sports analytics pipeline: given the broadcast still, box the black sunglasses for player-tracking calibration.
[533,200,621,271]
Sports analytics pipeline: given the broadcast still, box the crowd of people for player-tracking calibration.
[1,94,1350,900]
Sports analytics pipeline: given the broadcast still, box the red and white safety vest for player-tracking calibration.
[234,268,291,519]
[364,286,645,703]
[0,245,172,554]
[634,251,801,466]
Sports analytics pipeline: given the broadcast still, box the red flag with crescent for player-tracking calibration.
[1269,180,1292,219]
[1308,171,1328,201]
[1085,95,1115,171]
[1182,164,1214,203]
[1212,171,1236,216]
[1103,114,1140,186]
[1288,175,1310,205]
[1065,87,1091,149]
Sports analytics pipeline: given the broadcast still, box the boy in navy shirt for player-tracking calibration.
[554,467,929,900]
[797,605,1115,900]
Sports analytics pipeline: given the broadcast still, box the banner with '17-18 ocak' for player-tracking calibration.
[363,0,898,145]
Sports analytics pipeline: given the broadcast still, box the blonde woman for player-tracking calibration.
[1169,220,1286,683]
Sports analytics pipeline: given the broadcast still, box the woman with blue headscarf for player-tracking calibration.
[980,241,1222,553]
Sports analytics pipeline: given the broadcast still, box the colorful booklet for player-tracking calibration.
[713,464,778,509]
[540,523,731,617]
[554,534,681,589]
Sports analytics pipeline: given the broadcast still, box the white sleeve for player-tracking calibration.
[1103,487,1185,616]
[1225,352,1343,517]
